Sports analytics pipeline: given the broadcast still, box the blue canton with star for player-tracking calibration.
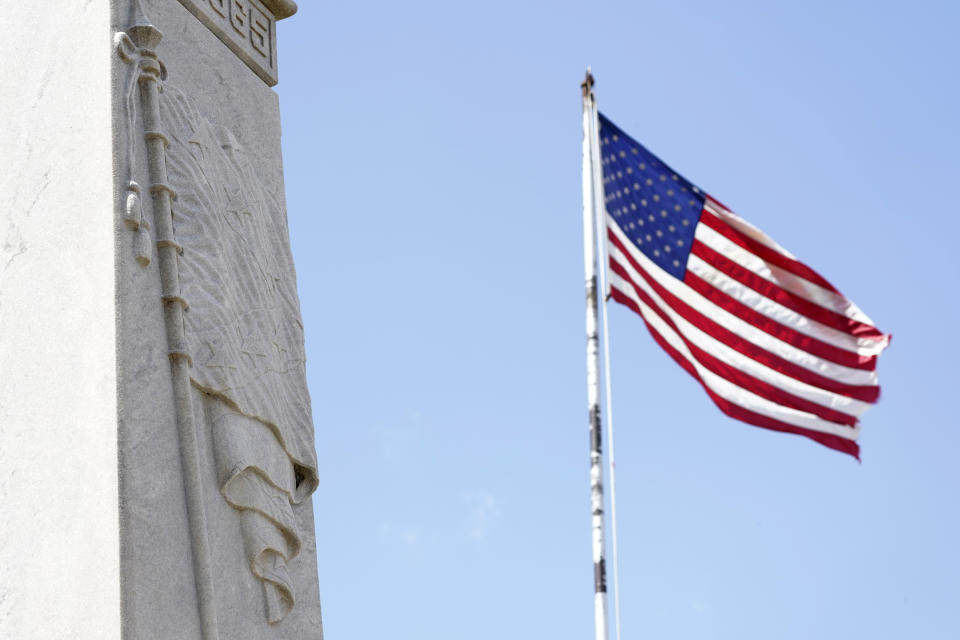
[598,113,704,280]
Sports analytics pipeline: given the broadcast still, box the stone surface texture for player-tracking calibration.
[0,1,121,638]
[0,0,322,638]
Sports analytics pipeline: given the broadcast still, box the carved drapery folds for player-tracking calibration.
[161,86,318,623]
[209,400,306,623]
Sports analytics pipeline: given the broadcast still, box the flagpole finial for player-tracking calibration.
[582,68,595,99]
[128,0,163,50]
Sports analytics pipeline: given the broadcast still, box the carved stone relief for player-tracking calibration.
[116,1,317,631]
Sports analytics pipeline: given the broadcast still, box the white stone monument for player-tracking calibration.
[0,1,323,638]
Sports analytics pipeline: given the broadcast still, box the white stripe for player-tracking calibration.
[704,197,797,257]
[611,253,872,416]
[687,254,886,356]
[608,220,878,387]
[608,270,859,440]
[694,221,880,330]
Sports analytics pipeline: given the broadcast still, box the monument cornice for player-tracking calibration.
[263,0,297,20]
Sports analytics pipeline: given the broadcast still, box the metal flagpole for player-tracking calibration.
[581,68,609,640]
[587,83,623,640]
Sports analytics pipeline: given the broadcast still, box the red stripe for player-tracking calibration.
[699,209,839,292]
[704,195,734,212]
[691,240,886,340]
[683,270,877,370]
[685,338,858,426]
[703,383,860,459]
[609,286,698,379]
[611,271,858,425]
[610,287,860,459]
[608,231,880,402]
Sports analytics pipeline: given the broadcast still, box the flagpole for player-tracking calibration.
[587,85,623,640]
[581,68,609,640]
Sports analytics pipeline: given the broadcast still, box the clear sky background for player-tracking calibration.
[275,2,959,638]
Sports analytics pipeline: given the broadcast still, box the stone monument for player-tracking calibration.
[0,1,323,638]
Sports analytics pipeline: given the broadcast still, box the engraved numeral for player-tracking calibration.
[208,0,227,17]
[230,0,249,34]
[250,7,270,57]
[176,0,277,83]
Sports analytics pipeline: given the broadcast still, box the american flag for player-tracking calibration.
[598,113,890,459]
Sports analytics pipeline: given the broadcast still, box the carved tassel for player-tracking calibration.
[123,181,143,229]
[134,224,152,266]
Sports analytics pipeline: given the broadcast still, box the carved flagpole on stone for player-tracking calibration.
[115,3,220,639]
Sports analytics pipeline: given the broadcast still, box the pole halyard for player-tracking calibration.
[581,68,609,640]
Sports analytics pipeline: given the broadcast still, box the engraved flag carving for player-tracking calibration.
[160,85,317,622]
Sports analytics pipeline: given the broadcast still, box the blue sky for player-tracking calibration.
[276,2,959,638]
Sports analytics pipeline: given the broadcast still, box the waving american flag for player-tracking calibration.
[598,113,889,458]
